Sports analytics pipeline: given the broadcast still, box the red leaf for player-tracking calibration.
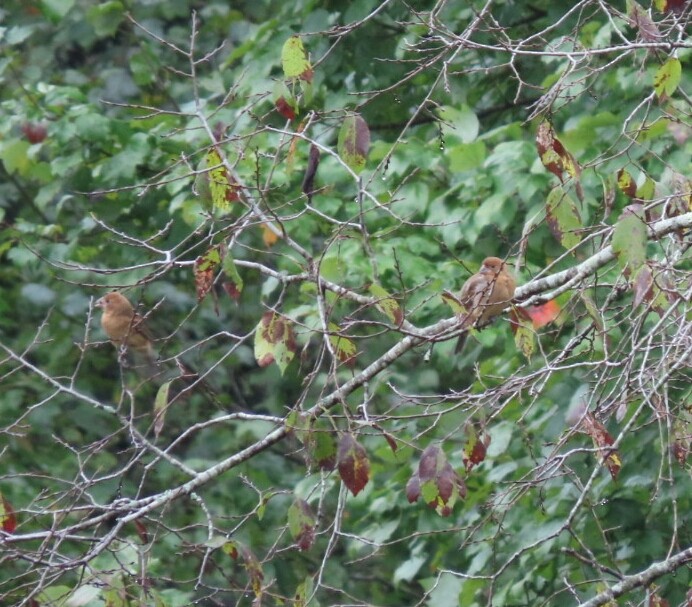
[337,433,370,496]
[1,495,17,533]
[405,473,421,503]
[21,122,47,144]
[525,299,561,329]
[275,96,296,120]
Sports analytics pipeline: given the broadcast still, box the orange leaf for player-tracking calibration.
[526,299,561,329]
[262,223,281,247]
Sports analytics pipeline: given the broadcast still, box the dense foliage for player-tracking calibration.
[1,1,690,606]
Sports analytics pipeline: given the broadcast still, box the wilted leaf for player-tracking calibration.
[0,494,17,533]
[288,499,316,551]
[337,433,370,496]
[338,114,370,174]
[281,35,313,82]
[134,519,149,544]
[195,149,239,213]
[261,223,281,247]
[536,121,581,183]
[462,425,491,472]
[581,413,621,480]
[546,187,582,250]
[222,254,243,302]
[275,96,296,120]
[153,380,171,438]
[194,245,223,302]
[612,203,647,274]
[510,309,535,359]
[327,322,357,366]
[254,312,297,375]
[617,168,637,198]
[369,283,403,325]
[627,0,661,41]
[302,144,320,202]
[654,0,686,13]
[416,444,465,516]
[311,429,337,471]
[653,58,681,99]
[632,264,653,308]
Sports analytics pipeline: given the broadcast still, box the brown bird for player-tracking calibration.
[96,291,157,366]
[455,257,516,353]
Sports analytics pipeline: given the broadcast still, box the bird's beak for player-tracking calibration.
[95,297,104,308]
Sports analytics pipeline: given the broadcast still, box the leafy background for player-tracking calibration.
[0,0,690,606]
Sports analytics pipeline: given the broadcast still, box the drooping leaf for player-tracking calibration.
[287,499,316,551]
[153,380,171,438]
[327,322,357,366]
[302,144,320,202]
[254,311,297,375]
[0,494,17,533]
[311,429,337,471]
[261,223,281,247]
[337,433,370,496]
[612,203,647,273]
[545,186,582,250]
[415,444,465,517]
[222,254,243,302]
[653,58,681,99]
[510,309,535,360]
[653,0,686,13]
[462,425,491,472]
[617,168,637,198]
[441,289,465,315]
[536,121,581,183]
[581,414,621,480]
[194,245,223,302]
[626,0,661,42]
[338,114,370,174]
[275,96,296,120]
[281,35,313,82]
[369,283,403,325]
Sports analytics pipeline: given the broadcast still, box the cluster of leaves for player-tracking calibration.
[0,1,690,606]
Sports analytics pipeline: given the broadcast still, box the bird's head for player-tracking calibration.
[95,291,133,313]
[480,257,505,275]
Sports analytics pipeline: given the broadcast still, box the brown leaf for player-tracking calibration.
[337,433,370,496]
[0,495,17,533]
[581,414,621,480]
[194,245,223,302]
[302,144,320,203]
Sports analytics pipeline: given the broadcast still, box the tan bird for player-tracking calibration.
[455,257,516,353]
[95,291,157,365]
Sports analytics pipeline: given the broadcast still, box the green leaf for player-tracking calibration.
[338,114,370,174]
[40,0,75,21]
[153,381,171,438]
[545,187,582,250]
[327,322,357,366]
[222,254,244,301]
[281,36,312,81]
[86,1,125,38]
[369,283,403,325]
[653,58,681,98]
[612,204,647,273]
[254,312,297,375]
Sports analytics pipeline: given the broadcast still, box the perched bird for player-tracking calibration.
[455,257,516,353]
[95,291,157,366]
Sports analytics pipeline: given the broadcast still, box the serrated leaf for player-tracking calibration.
[196,149,238,213]
[546,187,582,250]
[281,35,313,82]
[153,381,171,438]
[338,114,370,174]
[337,433,370,496]
[612,204,647,273]
[653,58,681,99]
[254,312,297,375]
[369,283,403,325]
